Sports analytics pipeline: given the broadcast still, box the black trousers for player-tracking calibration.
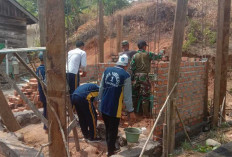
[66,73,80,96]
[102,114,120,156]
[72,95,97,139]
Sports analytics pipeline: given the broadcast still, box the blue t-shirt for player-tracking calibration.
[100,66,131,118]
[36,64,46,103]
[73,83,99,102]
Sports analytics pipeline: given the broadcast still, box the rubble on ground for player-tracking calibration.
[6,78,43,113]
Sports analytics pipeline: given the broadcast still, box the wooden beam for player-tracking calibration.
[163,0,188,155]
[66,95,80,151]
[220,0,231,118]
[98,0,104,63]
[37,0,46,47]
[14,53,46,88]
[213,0,229,127]
[46,0,67,156]
[116,15,123,54]
[37,0,47,66]
[0,90,21,132]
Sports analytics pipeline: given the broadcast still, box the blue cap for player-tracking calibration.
[38,52,43,61]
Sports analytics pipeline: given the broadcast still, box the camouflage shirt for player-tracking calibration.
[130,50,162,73]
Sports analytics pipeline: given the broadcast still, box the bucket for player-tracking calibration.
[124,127,142,143]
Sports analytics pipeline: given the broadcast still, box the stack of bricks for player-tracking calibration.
[7,78,43,112]
[79,65,99,84]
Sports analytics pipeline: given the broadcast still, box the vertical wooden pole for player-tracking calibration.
[220,0,231,118]
[38,0,46,47]
[213,0,230,127]
[37,0,47,65]
[116,15,123,54]
[163,0,188,156]
[46,0,67,156]
[98,0,104,63]
[0,55,21,132]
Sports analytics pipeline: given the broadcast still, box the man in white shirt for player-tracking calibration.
[66,41,87,95]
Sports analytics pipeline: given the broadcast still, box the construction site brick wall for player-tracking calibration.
[79,61,207,140]
[153,61,207,139]
[79,63,115,84]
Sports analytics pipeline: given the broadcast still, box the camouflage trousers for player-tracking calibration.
[132,73,151,116]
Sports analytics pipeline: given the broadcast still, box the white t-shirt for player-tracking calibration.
[66,48,87,74]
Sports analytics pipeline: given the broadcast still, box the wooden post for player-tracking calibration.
[213,0,231,127]
[116,15,123,54]
[163,0,188,156]
[98,0,104,63]
[220,0,231,118]
[37,0,47,64]
[46,0,67,156]
[37,0,46,47]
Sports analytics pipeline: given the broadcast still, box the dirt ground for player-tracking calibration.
[15,116,153,157]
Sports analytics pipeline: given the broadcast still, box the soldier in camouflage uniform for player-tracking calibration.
[130,40,164,117]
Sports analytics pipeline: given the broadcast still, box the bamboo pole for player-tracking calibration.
[139,83,177,157]
[219,96,226,126]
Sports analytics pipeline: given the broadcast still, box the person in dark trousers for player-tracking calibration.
[98,54,136,156]
[36,52,47,131]
[66,41,87,95]
[72,83,101,142]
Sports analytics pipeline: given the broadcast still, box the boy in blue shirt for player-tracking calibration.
[36,52,47,131]
[72,83,101,142]
[98,54,136,156]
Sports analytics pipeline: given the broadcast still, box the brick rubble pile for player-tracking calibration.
[7,78,43,112]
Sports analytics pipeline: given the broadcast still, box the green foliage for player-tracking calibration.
[17,0,38,17]
[203,28,216,46]
[181,141,193,151]
[195,145,213,153]
[103,0,129,15]
[183,20,217,52]
[183,20,199,51]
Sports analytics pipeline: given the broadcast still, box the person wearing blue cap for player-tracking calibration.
[98,54,136,156]
[36,52,47,132]
[72,83,101,142]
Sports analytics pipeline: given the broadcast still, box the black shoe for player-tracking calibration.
[88,137,102,143]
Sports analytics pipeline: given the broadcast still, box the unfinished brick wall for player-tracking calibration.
[80,61,207,140]
[153,61,207,138]
[79,63,115,84]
